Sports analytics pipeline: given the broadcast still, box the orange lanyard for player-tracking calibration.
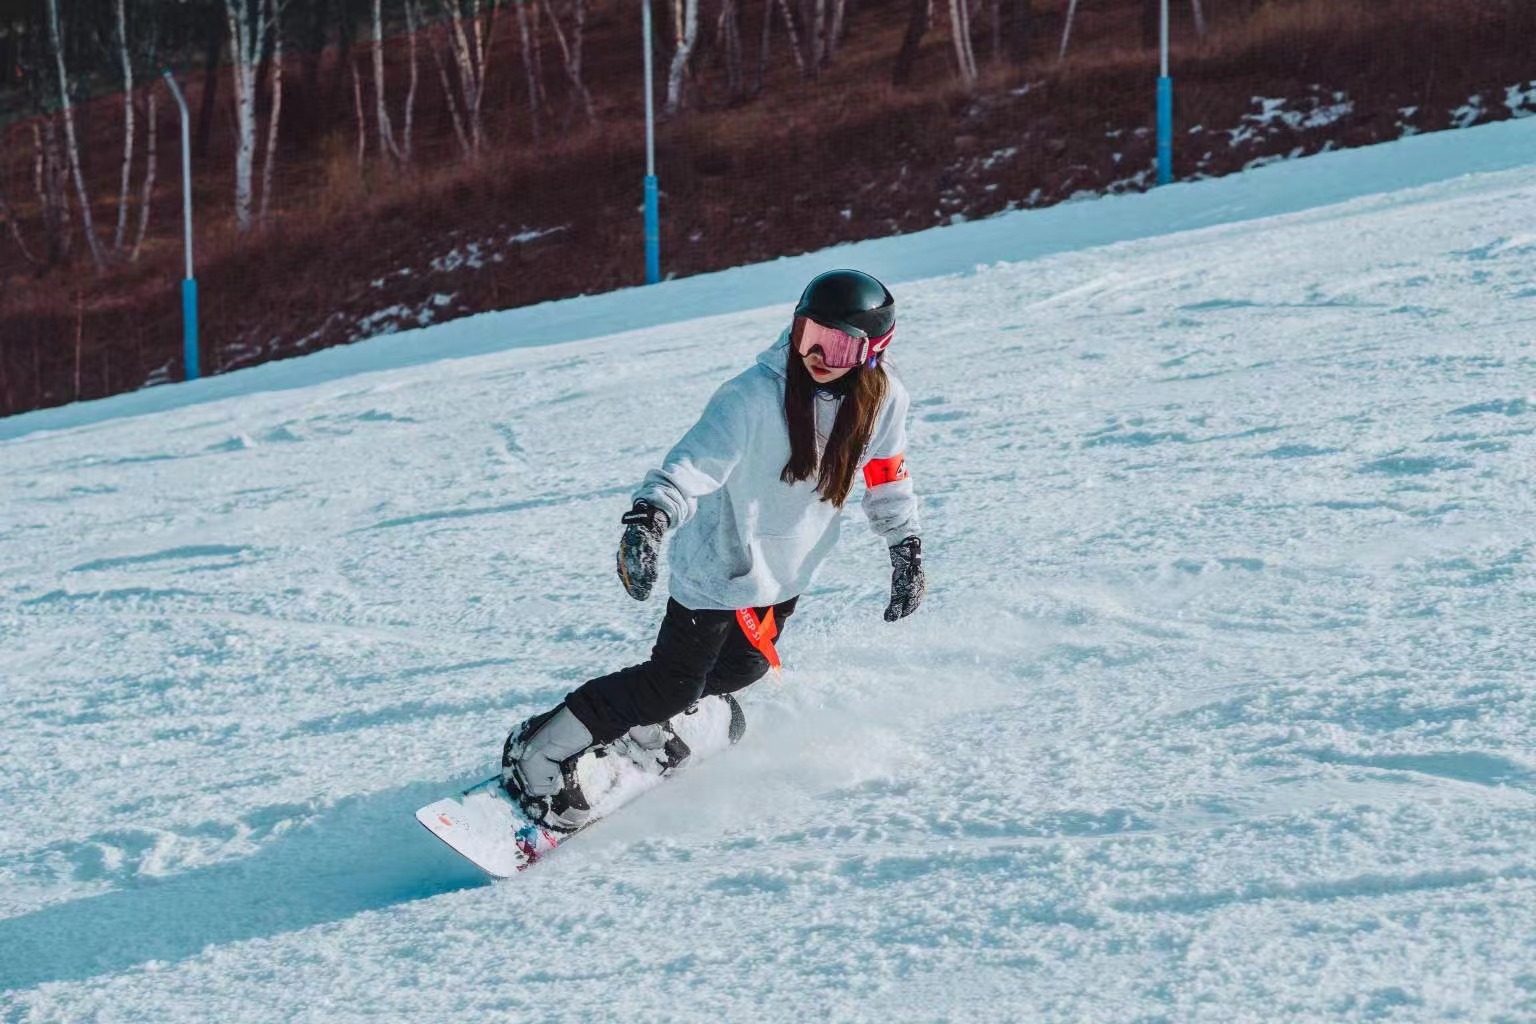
[735,607,781,675]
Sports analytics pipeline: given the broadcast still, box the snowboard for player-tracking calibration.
[416,693,745,877]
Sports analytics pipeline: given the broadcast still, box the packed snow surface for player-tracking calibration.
[3,118,1535,1022]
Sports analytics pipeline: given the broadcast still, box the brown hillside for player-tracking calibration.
[2,0,1534,418]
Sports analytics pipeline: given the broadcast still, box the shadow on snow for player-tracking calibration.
[0,778,489,993]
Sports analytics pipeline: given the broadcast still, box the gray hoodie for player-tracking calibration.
[635,330,919,611]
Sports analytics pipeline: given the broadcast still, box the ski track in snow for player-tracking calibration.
[3,121,1536,1022]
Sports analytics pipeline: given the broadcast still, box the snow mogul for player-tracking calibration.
[502,269,926,831]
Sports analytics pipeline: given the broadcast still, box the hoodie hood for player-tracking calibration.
[756,328,793,379]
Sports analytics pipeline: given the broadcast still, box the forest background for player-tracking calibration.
[1,0,1533,418]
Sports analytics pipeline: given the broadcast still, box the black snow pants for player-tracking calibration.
[564,596,798,743]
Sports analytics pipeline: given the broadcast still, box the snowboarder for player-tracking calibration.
[502,268,926,831]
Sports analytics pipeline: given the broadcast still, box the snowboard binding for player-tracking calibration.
[500,694,747,835]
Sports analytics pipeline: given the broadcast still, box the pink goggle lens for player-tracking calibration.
[795,317,868,369]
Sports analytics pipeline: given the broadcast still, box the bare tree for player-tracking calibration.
[33,120,74,267]
[112,0,135,252]
[352,52,368,168]
[664,0,700,115]
[949,0,978,86]
[1060,0,1079,59]
[372,0,402,163]
[45,0,106,269]
[756,0,772,92]
[514,0,544,142]
[825,0,846,64]
[805,0,824,71]
[716,0,745,102]
[545,0,595,129]
[402,0,422,160]
[225,0,279,233]
[259,0,285,224]
[775,0,805,75]
[430,18,473,154]
[130,84,159,261]
[527,1,548,113]
[441,0,500,155]
[798,0,848,73]
[751,0,808,81]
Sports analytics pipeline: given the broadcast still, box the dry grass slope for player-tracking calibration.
[1,0,1532,417]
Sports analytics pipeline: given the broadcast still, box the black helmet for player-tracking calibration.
[794,269,895,342]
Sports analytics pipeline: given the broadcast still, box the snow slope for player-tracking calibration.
[3,119,1535,1022]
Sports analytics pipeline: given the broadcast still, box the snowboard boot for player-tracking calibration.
[501,704,596,833]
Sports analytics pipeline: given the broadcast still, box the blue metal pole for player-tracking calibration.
[182,278,200,381]
[1156,0,1172,186]
[1157,76,1173,186]
[641,0,660,284]
[162,70,199,379]
[644,176,660,285]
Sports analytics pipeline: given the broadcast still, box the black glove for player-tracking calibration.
[617,500,669,601]
[884,535,925,621]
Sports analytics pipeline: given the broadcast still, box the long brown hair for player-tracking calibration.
[780,320,890,508]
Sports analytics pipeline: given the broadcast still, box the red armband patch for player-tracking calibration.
[862,453,909,488]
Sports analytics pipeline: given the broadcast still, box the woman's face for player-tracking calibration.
[800,346,858,384]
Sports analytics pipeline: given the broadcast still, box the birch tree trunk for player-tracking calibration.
[113,0,135,251]
[1060,0,1078,59]
[45,0,106,269]
[472,1,498,153]
[545,0,595,129]
[441,0,499,156]
[34,120,75,267]
[258,0,284,225]
[527,0,547,107]
[515,0,541,142]
[372,0,401,163]
[403,0,421,160]
[352,55,367,169]
[756,0,771,94]
[430,22,472,155]
[949,0,977,86]
[718,0,744,101]
[224,0,271,233]
[825,0,846,65]
[663,0,699,114]
[776,0,806,76]
[131,87,158,261]
[807,0,824,72]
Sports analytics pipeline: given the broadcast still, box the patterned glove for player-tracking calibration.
[884,535,925,621]
[617,500,669,601]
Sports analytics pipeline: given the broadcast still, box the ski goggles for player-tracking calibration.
[793,317,892,369]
